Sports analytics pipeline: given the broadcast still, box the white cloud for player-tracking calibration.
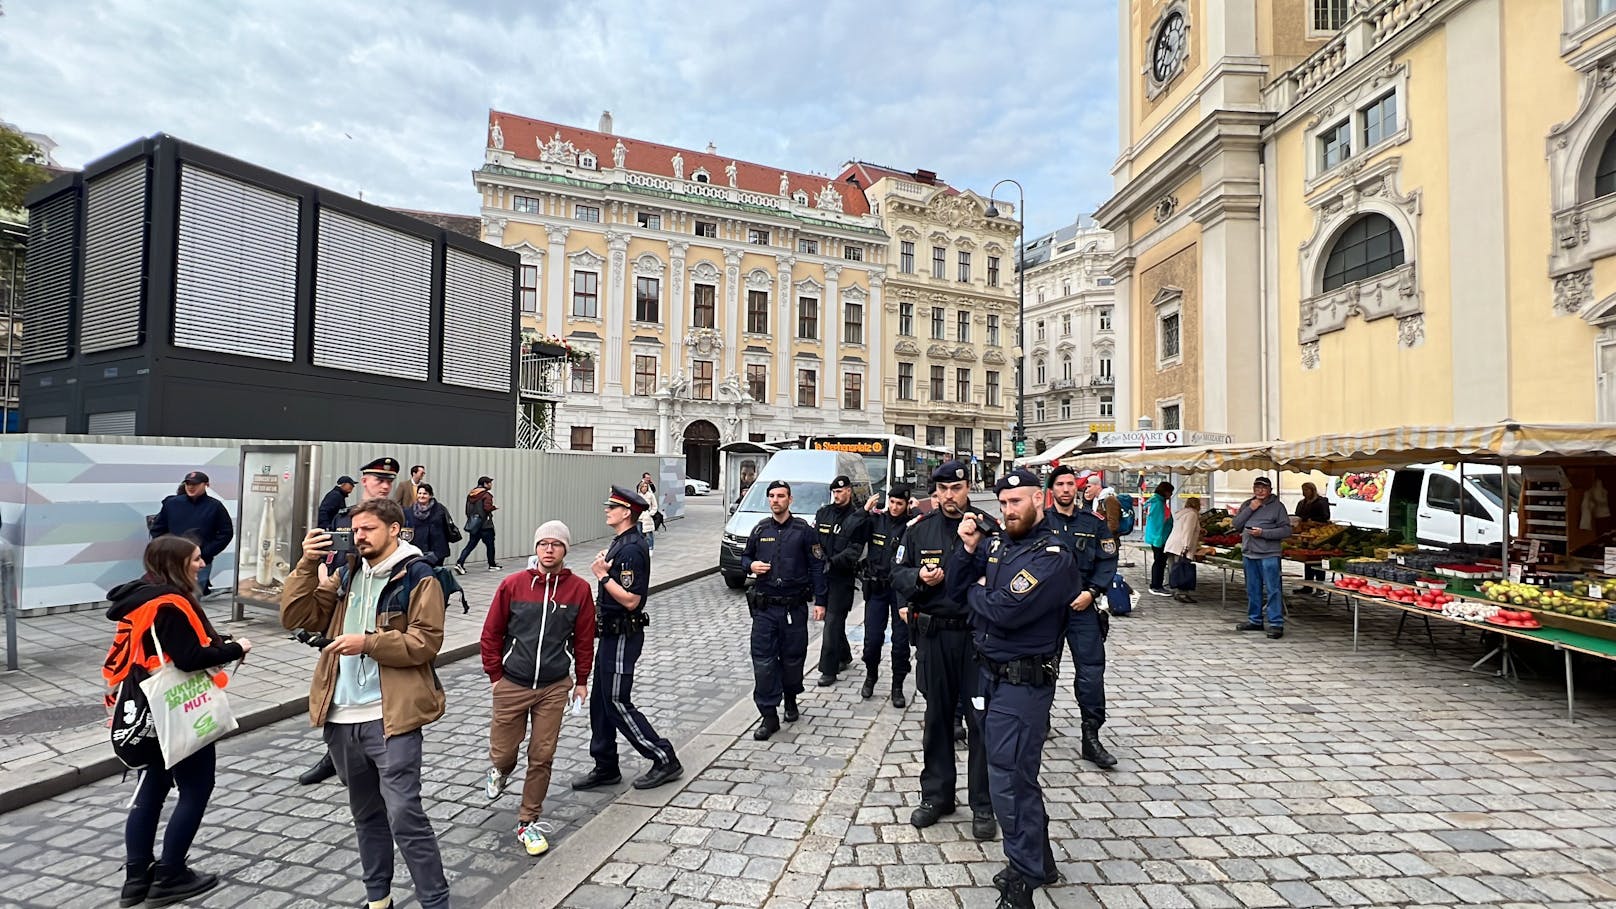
[0,0,1117,235]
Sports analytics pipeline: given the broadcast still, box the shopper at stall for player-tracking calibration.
[1163,496,1204,603]
[1233,477,1292,638]
[1143,482,1175,596]
[1293,482,1331,597]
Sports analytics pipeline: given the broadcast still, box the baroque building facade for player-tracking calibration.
[839,163,1020,483]
[474,111,888,484]
[1101,0,1616,496]
[1019,219,1119,452]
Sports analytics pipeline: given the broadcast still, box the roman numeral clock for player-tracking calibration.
[1144,2,1189,101]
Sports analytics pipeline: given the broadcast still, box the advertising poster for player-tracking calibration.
[235,446,315,609]
[659,456,685,521]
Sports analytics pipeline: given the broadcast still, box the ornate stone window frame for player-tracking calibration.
[566,248,606,324]
[1547,49,1616,315]
[1563,0,1616,56]
[1143,0,1191,102]
[1303,61,1412,191]
[1296,156,1423,360]
[1152,286,1184,370]
[841,284,869,348]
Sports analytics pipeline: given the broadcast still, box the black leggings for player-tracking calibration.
[456,525,497,567]
[1150,546,1167,589]
[125,743,216,870]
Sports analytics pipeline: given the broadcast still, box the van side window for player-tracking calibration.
[1462,493,1489,520]
[1427,475,1462,513]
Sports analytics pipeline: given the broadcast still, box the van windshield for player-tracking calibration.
[737,481,833,516]
[1469,472,1522,508]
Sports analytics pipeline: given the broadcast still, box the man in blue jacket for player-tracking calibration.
[150,471,233,594]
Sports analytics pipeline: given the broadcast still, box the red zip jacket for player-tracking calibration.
[481,567,595,687]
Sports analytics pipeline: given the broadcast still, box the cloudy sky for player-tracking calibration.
[0,0,1118,238]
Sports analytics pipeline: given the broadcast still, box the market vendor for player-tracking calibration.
[1294,482,1332,597]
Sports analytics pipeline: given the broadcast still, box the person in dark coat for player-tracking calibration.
[318,476,356,529]
[149,471,234,595]
[406,483,453,566]
[1294,481,1332,596]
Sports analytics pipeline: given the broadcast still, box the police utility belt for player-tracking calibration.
[746,587,808,610]
[911,612,970,636]
[599,611,650,636]
[979,652,1059,688]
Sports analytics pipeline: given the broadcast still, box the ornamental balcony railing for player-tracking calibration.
[519,352,567,402]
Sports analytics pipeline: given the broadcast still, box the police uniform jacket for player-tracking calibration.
[946,521,1077,662]
[1045,505,1119,597]
[892,507,1001,619]
[741,514,828,605]
[814,501,869,579]
[862,511,910,583]
[599,526,651,619]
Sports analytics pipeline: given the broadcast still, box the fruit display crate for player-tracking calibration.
[1336,571,1616,644]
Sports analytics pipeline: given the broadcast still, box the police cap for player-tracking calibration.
[361,457,399,479]
[1047,464,1076,488]
[604,484,648,514]
[931,460,969,483]
[994,468,1041,494]
[829,475,852,490]
[766,479,792,494]
[887,483,913,501]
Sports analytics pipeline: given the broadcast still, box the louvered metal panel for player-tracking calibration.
[313,209,431,380]
[443,250,513,392]
[22,193,76,364]
[80,161,149,353]
[174,165,299,360]
[86,410,138,435]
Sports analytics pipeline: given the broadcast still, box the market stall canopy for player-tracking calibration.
[1268,422,1616,472]
[1057,441,1285,474]
[1014,433,1093,468]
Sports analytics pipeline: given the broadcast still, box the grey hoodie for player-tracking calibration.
[1231,496,1292,559]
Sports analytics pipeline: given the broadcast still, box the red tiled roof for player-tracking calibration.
[836,161,962,211]
[390,207,481,239]
[488,110,870,217]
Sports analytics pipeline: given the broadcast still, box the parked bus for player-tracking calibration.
[807,434,950,498]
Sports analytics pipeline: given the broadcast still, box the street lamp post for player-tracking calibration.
[985,180,1025,462]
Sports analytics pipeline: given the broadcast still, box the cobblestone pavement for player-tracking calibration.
[546,564,1616,909]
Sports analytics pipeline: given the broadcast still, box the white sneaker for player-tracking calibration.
[452,564,466,576]
[485,767,508,801]
[517,820,553,856]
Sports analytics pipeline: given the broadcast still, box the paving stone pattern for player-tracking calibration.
[0,572,753,909]
[559,567,1616,909]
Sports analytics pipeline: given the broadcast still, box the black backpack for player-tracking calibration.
[109,665,161,770]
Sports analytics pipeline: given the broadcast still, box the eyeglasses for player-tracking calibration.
[536,540,566,549]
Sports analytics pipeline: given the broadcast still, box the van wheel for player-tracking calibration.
[723,573,746,590]
[686,484,697,496]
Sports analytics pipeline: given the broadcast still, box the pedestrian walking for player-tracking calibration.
[814,475,868,687]
[1042,465,1119,769]
[859,485,913,706]
[572,486,683,791]
[946,468,1077,908]
[482,521,595,857]
[406,484,454,567]
[1164,496,1204,603]
[637,478,659,552]
[281,498,451,909]
[149,471,234,595]
[109,535,252,908]
[892,460,995,839]
[1293,482,1331,596]
[392,465,424,510]
[455,476,500,574]
[1234,477,1292,638]
[740,480,827,740]
[1143,482,1175,595]
[319,476,356,529]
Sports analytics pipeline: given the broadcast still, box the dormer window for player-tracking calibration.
[793,190,809,205]
[693,169,710,183]
[579,152,597,170]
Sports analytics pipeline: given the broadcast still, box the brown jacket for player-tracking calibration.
[1091,495,1121,534]
[280,546,446,736]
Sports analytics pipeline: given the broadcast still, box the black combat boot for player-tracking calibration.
[891,675,907,708]
[996,872,1035,909]
[754,709,781,741]
[860,666,878,699]
[118,861,154,908]
[1080,722,1117,769]
[783,696,800,722]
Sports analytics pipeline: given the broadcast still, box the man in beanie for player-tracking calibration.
[481,521,596,856]
[1233,477,1292,638]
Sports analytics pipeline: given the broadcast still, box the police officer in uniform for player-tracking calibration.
[859,485,913,706]
[947,468,1080,908]
[741,480,827,740]
[573,485,683,791]
[297,455,399,787]
[892,460,996,839]
[814,475,867,686]
[1043,466,1120,769]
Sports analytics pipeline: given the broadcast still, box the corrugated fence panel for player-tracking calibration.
[22,192,77,364]
[174,165,299,360]
[442,249,514,392]
[313,209,431,380]
[80,160,149,354]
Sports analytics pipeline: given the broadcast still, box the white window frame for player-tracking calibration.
[1155,290,1184,369]
[1159,397,1184,431]
[1303,64,1412,190]
[574,204,601,223]
[1307,0,1349,38]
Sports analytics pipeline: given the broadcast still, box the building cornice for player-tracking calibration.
[1110,56,1271,180]
[1096,109,1271,230]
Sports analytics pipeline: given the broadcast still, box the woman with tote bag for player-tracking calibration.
[1163,496,1205,603]
[106,535,251,907]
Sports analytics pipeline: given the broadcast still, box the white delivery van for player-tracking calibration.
[718,449,873,589]
[1328,463,1520,547]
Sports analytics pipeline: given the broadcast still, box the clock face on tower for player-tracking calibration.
[1151,11,1186,84]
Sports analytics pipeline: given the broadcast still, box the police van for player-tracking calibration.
[719,449,873,589]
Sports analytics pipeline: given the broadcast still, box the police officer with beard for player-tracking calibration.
[893,460,996,840]
[858,484,913,706]
[947,468,1079,908]
[1042,466,1120,769]
[814,476,867,687]
[742,480,827,740]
